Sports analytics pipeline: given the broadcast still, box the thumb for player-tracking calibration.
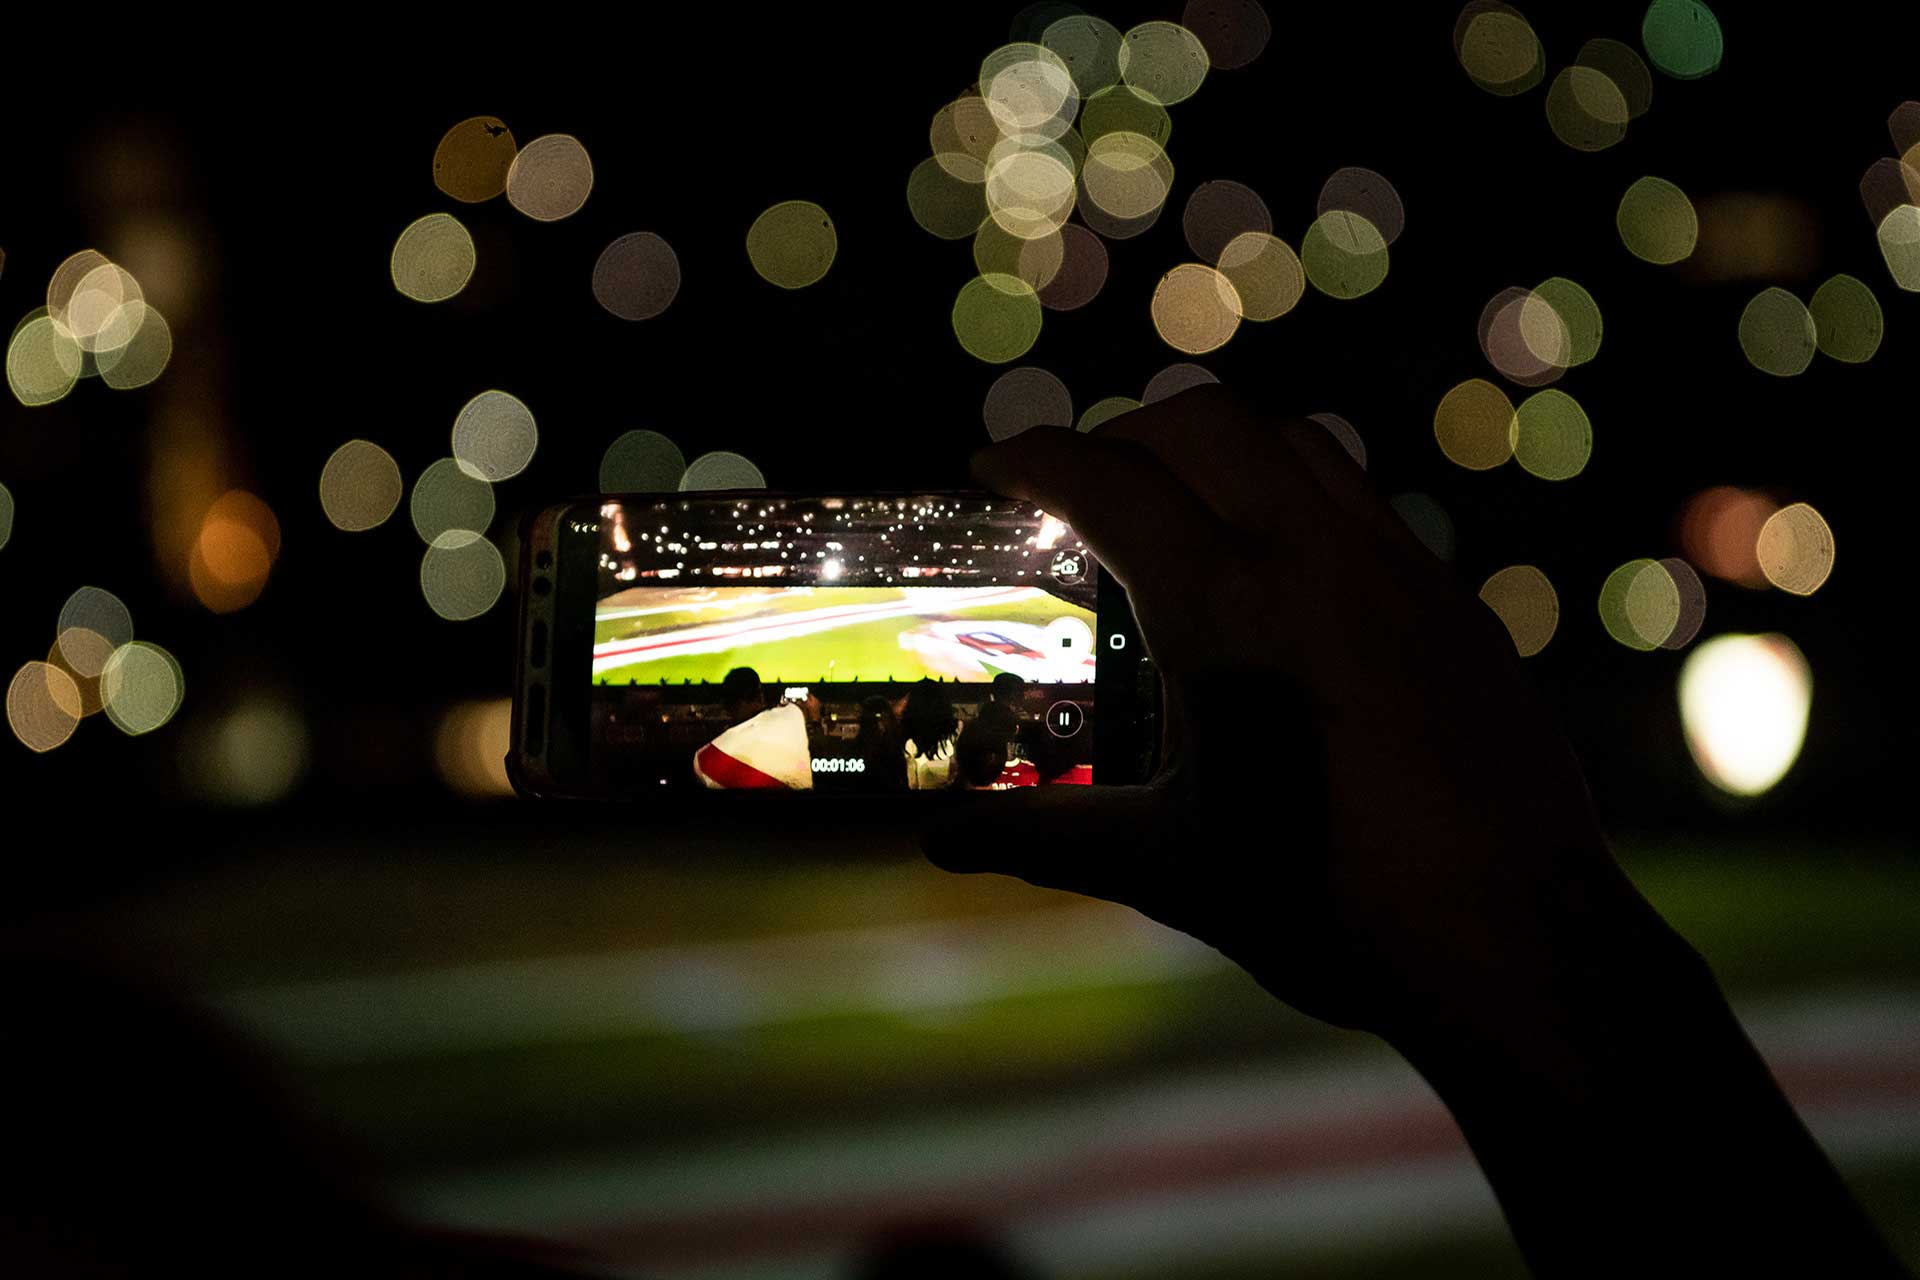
[919,784,1178,908]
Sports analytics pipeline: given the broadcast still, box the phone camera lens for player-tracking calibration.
[532,577,552,597]
[535,550,554,571]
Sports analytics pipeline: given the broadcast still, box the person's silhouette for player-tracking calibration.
[921,384,1907,1277]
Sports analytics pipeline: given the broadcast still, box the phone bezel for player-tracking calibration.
[510,490,1159,803]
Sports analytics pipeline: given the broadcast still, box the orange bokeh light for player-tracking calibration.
[1678,487,1776,587]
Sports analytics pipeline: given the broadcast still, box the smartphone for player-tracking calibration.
[509,491,1160,801]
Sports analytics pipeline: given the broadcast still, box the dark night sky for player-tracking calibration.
[2,5,1914,861]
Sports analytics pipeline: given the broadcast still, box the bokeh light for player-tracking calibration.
[600,430,688,492]
[1642,0,1724,80]
[1454,2,1545,96]
[1301,212,1389,299]
[58,586,135,666]
[1876,205,1920,292]
[1510,388,1592,480]
[319,440,404,532]
[1181,0,1270,70]
[1617,177,1698,265]
[1077,396,1140,432]
[1316,167,1405,247]
[452,390,538,483]
[1808,274,1883,363]
[1892,101,1920,163]
[1043,14,1124,95]
[1659,557,1709,651]
[1576,38,1653,118]
[1478,565,1558,657]
[1545,66,1629,152]
[930,95,1002,181]
[1390,494,1454,562]
[1756,503,1835,596]
[8,313,83,407]
[984,366,1073,440]
[1433,377,1515,470]
[1216,232,1303,321]
[1307,412,1367,469]
[190,490,280,614]
[1679,486,1776,586]
[1531,277,1602,366]
[435,700,515,797]
[1116,21,1209,106]
[0,482,12,550]
[390,213,475,303]
[433,116,516,203]
[505,133,593,221]
[1151,263,1241,354]
[1479,287,1567,387]
[184,695,309,806]
[908,157,989,240]
[985,140,1078,241]
[974,220,1060,291]
[747,201,837,289]
[1689,193,1820,283]
[64,260,144,352]
[1182,180,1271,263]
[421,532,507,621]
[1082,131,1174,221]
[1599,559,1679,650]
[7,661,82,753]
[592,232,681,320]
[1679,634,1810,797]
[46,629,110,718]
[411,458,496,545]
[1738,287,1816,377]
[980,43,1078,140]
[1142,362,1218,404]
[1037,223,1108,309]
[953,275,1044,363]
[1856,158,1919,230]
[680,452,767,491]
[96,304,172,390]
[1078,85,1172,148]
[101,641,184,735]
[47,250,111,329]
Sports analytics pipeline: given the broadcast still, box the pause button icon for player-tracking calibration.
[1045,700,1085,738]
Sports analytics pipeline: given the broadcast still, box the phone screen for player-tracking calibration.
[566,492,1146,794]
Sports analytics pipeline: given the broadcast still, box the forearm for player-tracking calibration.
[1390,911,1905,1277]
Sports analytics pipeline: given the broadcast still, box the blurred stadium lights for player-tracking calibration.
[181,694,311,806]
[1679,633,1812,798]
[435,700,514,797]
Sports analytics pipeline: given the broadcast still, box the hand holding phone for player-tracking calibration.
[921,386,1670,1039]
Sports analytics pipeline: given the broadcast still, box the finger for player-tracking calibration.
[970,426,1235,599]
[1281,417,1443,571]
[1094,383,1336,546]
[920,784,1179,911]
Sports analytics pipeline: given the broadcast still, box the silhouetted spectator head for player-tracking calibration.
[901,679,957,757]
[991,672,1025,704]
[857,695,906,789]
[721,666,764,724]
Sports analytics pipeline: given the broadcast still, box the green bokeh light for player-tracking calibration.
[1641,0,1724,80]
[1738,288,1816,377]
[1808,274,1883,364]
[1510,389,1593,481]
[953,275,1045,363]
[1617,177,1698,264]
[907,158,988,241]
[1301,212,1389,300]
[1533,278,1603,366]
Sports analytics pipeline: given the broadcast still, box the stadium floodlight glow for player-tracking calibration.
[1678,633,1810,797]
